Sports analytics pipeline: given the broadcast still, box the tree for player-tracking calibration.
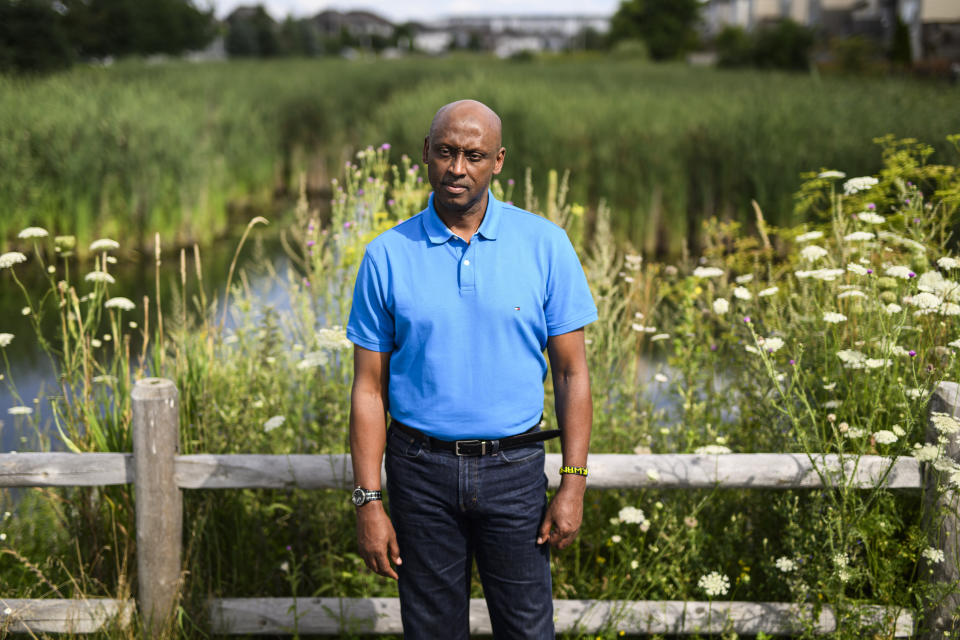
[0,0,73,72]
[609,0,701,60]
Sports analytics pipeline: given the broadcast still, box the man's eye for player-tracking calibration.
[469,154,483,162]
[438,148,452,157]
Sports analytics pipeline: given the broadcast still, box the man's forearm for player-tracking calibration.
[553,369,592,483]
[350,390,388,490]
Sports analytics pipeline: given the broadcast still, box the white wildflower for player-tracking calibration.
[892,425,906,437]
[0,333,13,348]
[949,338,960,349]
[712,298,730,315]
[864,358,890,369]
[885,303,903,314]
[844,231,875,242]
[21,307,29,316]
[733,286,752,300]
[631,323,657,333]
[877,231,925,252]
[795,230,824,243]
[89,238,120,252]
[618,506,646,525]
[758,286,778,297]
[837,349,866,365]
[931,412,960,435]
[104,297,135,311]
[85,271,116,284]
[698,571,730,597]
[937,257,959,270]
[823,312,847,324]
[911,292,942,309]
[873,430,897,445]
[890,345,912,357]
[847,263,869,276]
[645,469,660,481]
[907,388,928,399]
[297,351,328,370]
[92,374,117,384]
[280,561,290,573]
[823,382,837,391]
[763,337,785,352]
[693,266,724,278]
[630,560,640,570]
[942,303,960,316]
[838,290,866,299]
[611,534,622,543]
[7,406,33,416]
[843,176,879,195]
[838,567,852,582]
[650,333,670,342]
[857,212,885,224]
[653,373,668,383]
[922,547,945,564]
[90,338,102,348]
[833,553,849,568]
[913,444,940,463]
[695,444,732,455]
[735,274,754,284]
[796,268,845,281]
[0,252,28,269]
[745,345,760,354]
[263,415,285,432]
[818,170,846,179]
[316,326,352,350]
[885,265,914,279]
[775,557,796,572]
[801,245,829,262]
[18,227,48,239]
[2,607,11,615]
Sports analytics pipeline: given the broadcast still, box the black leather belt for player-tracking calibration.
[391,419,560,456]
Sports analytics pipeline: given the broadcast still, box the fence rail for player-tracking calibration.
[0,377,957,637]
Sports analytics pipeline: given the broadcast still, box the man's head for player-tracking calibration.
[423,100,505,218]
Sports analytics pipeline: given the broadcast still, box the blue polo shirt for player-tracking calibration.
[346,192,597,440]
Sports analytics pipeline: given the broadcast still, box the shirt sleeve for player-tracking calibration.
[346,250,395,352]
[544,231,598,336]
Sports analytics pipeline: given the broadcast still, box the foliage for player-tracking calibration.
[716,19,813,71]
[3,136,960,637]
[609,0,702,60]
[0,0,74,73]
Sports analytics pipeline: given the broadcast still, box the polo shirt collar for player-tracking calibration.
[423,191,501,244]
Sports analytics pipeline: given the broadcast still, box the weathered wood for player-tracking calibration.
[0,598,132,634]
[171,452,922,490]
[208,597,914,636]
[0,453,132,487]
[922,381,960,638]
[132,377,182,633]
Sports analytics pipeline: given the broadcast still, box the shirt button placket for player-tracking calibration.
[461,245,476,293]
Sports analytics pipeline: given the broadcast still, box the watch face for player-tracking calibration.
[352,487,366,506]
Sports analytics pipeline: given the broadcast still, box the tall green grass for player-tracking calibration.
[2,57,959,257]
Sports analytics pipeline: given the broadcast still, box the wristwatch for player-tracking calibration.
[352,486,382,507]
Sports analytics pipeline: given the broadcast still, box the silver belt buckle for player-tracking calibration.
[455,439,485,456]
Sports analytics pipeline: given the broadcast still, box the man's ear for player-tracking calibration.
[493,147,506,175]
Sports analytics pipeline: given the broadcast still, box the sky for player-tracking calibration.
[207,0,620,23]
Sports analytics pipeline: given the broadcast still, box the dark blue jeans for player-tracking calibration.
[385,425,554,640]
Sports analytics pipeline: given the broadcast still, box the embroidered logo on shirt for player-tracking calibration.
[514,306,521,311]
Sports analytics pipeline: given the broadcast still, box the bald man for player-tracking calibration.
[347,100,596,639]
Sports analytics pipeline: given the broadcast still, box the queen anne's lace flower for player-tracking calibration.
[695,444,732,455]
[838,290,866,299]
[800,245,828,262]
[18,227,48,239]
[922,547,945,564]
[104,297,135,311]
[847,263,868,276]
[89,238,120,252]
[0,252,27,269]
[938,257,959,270]
[857,212,885,224]
[931,412,960,435]
[912,444,940,463]
[823,312,847,323]
[733,286,752,300]
[0,333,12,348]
[618,506,646,524]
[712,298,729,315]
[775,557,796,572]
[263,415,285,432]
[873,430,897,444]
[735,274,754,284]
[796,230,824,242]
[817,170,846,179]
[844,231,875,242]
[698,571,730,597]
[758,287,778,297]
[692,266,724,278]
[843,176,879,195]
[885,265,913,279]
[85,271,116,284]
[7,406,32,416]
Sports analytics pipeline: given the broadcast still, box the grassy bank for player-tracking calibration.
[2,137,960,637]
[2,57,960,257]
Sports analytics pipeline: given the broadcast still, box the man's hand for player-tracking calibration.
[537,479,586,550]
[356,502,402,580]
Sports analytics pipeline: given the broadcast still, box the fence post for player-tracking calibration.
[132,377,182,634]
[923,381,960,638]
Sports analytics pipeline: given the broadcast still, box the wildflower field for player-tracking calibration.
[2,129,960,638]
[3,55,960,638]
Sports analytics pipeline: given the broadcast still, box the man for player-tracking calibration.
[346,99,596,639]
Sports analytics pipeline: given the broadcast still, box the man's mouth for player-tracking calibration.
[443,183,468,194]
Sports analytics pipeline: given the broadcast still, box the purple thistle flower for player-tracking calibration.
[866,269,873,274]
[867,203,876,210]
[417,177,423,183]
[357,189,365,196]
[789,359,796,365]
[387,199,395,206]
[909,350,917,357]
[344,221,353,229]
[508,178,515,186]
[411,165,419,172]
[905,198,911,204]
[710,344,717,351]
[286,545,292,551]
[367,177,375,183]
[381,143,391,150]
[913,217,921,224]
[908,272,916,278]
[306,240,315,247]
[743,316,751,324]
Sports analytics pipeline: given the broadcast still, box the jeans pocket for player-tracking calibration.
[497,443,545,465]
[386,428,425,459]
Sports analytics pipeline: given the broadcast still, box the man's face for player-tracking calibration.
[423,108,505,217]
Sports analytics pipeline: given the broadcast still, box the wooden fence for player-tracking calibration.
[1,377,958,637]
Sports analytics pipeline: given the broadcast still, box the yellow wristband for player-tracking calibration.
[559,465,588,477]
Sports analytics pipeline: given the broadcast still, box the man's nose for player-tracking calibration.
[449,152,466,175]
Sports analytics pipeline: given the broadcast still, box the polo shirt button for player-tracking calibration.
[463,259,471,266]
